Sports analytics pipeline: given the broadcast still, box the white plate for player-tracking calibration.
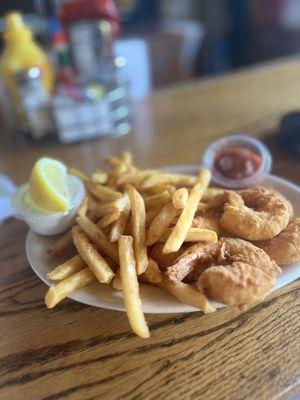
[26,166,300,313]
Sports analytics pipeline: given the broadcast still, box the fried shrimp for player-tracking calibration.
[255,218,300,266]
[166,242,218,283]
[193,213,222,235]
[150,242,215,283]
[196,238,281,306]
[219,187,290,240]
[193,190,243,236]
[206,190,244,211]
[150,243,186,271]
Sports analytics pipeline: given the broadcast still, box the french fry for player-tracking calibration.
[158,275,215,314]
[116,170,159,187]
[202,187,225,202]
[144,190,171,209]
[145,206,164,227]
[106,156,127,175]
[128,186,148,274]
[112,271,122,290]
[143,184,176,195]
[47,255,85,281]
[141,258,162,284]
[118,236,149,338]
[89,202,119,218]
[86,210,99,223]
[121,151,133,170]
[88,197,125,217]
[92,170,108,184]
[77,196,89,217]
[142,173,198,189]
[172,188,189,209]
[72,226,114,284]
[47,231,74,257]
[159,228,218,243]
[97,211,121,228]
[76,215,119,263]
[109,193,130,242]
[106,174,118,189]
[115,259,162,287]
[69,167,88,181]
[163,169,211,253]
[86,181,122,202]
[146,202,178,246]
[45,267,95,308]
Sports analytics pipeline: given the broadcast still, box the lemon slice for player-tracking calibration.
[29,157,71,212]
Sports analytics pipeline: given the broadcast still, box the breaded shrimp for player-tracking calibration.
[193,212,222,235]
[150,243,213,282]
[268,189,293,219]
[255,218,300,266]
[206,190,244,211]
[193,190,243,236]
[166,242,218,283]
[150,243,186,271]
[220,187,290,240]
[197,238,281,306]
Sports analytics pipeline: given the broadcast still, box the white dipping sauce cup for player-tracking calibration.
[11,174,85,235]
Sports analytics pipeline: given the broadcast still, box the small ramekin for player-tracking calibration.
[11,174,85,235]
[202,134,272,188]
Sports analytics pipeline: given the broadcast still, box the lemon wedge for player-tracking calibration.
[29,157,71,212]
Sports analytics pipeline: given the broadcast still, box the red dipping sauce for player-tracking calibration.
[214,147,262,180]
[203,135,272,188]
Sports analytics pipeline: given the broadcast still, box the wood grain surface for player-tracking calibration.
[0,57,300,400]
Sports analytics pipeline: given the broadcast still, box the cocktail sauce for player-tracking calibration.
[214,147,262,180]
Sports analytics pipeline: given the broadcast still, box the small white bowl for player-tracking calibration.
[11,174,85,235]
[203,134,272,188]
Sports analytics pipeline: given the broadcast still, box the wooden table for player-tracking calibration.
[0,58,300,400]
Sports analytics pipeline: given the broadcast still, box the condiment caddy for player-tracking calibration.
[0,3,131,144]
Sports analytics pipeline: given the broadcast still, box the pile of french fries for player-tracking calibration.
[45,152,221,338]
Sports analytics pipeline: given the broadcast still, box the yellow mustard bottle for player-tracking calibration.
[0,12,54,104]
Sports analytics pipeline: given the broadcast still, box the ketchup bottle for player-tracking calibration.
[59,0,120,39]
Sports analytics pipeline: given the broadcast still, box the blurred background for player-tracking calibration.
[2,0,300,84]
[1,0,300,144]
